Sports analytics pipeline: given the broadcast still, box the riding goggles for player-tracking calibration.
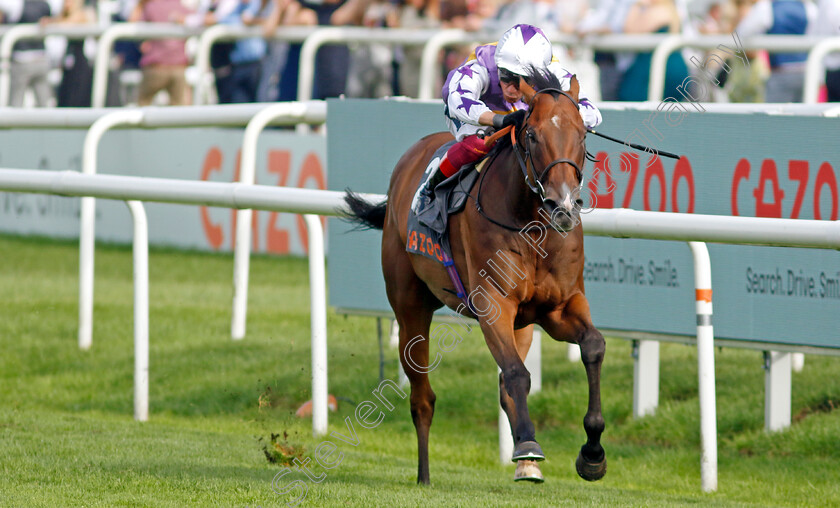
[498,68,522,85]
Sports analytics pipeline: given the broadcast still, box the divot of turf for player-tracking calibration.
[259,431,307,466]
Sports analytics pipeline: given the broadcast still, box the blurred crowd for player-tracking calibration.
[0,0,838,107]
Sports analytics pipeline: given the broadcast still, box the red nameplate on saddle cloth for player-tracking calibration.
[406,226,446,263]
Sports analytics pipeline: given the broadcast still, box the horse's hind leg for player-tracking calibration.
[540,293,607,481]
[396,311,436,485]
[383,233,438,484]
[499,325,544,482]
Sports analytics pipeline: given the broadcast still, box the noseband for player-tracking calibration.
[512,88,585,202]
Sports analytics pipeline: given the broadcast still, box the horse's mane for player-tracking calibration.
[523,65,564,94]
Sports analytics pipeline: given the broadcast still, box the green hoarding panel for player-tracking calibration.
[327,98,839,350]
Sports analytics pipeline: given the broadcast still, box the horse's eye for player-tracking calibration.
[526,131,536,142]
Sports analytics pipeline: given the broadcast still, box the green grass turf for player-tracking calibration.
[1,234,838,507]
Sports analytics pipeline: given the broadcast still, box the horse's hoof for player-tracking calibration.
[575,448,606,481]
[512,440,545,462]
[513,460,544,483]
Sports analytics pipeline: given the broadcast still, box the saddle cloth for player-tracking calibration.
[406,141,481,264]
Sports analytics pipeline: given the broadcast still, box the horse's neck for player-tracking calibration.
[492,149,543,225]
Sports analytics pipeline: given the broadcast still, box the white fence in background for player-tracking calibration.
[0,24,101,106]
[1,165,839,492]
[0,168,360,434]
[2,25,840,107]
[0,101,327,349]
[192,25,315,105]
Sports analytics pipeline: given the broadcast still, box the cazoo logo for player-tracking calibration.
[199,146,326,254]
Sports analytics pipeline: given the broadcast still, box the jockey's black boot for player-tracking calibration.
[424,166,447,197]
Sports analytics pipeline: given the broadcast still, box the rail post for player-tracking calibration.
[79,110,145,350]
[304,214,329,436]
[803,38,840,104]
[764,351,791,432]
[127,200,149,422]
[689,241,717,493]
[633,340,660,418]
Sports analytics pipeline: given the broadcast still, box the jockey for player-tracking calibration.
[436,24,602,184]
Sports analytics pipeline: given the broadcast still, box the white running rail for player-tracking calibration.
[1,168,838,486]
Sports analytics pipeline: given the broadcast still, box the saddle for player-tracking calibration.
[407,126,513,264]
[406,142,482,263]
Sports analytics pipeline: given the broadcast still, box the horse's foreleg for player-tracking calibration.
[577,324,606,480]
[499,325,534,445]
[540,293,607,481]
[481,316,543,463]
[504,326,544,482]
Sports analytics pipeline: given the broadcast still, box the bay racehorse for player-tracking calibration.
[343,71,606,484]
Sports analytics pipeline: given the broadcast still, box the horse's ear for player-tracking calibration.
[568,74,580,103]
[519,77,536,103]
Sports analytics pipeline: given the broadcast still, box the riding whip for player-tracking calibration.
[587,129,681,160]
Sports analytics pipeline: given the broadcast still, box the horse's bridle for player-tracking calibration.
[512,87,585,202]
[470,87,588,232]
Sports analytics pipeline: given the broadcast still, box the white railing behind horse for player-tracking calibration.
[0,168,372,435]
[1,25,834,109]
[0,102,327,351]
[295,26,443,114]
[804,37,840,104]
[417,31,674,100]
[1,167,839,490]
[92,23,203,108]
[0,24,102,107]
[648,35,824,102]
[232,102,328,340]
[192,25,316,105]
[0,169,840,491]
[77,102,326,350]
[415,31,832,104]
[126,199,149,421]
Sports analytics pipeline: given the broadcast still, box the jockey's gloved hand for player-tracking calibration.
[492,110,527,130]
[578,98,602,129]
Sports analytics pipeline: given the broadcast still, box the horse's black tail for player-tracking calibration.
[343,190,387,231]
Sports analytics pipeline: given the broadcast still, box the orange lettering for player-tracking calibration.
[753,159,784,218]
[643,155,666,211]
[671,157,695,213]
[731,157,750,216]
[588,151,615,209]
[230,149,259,251]
[620,152,639,208]
[295,152,327,253]
[266,150,292,254]
[200,147,224,249]
[787,160,809,219]
[814,162,838,221]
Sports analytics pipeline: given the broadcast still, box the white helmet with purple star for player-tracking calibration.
[495,24,552,78]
